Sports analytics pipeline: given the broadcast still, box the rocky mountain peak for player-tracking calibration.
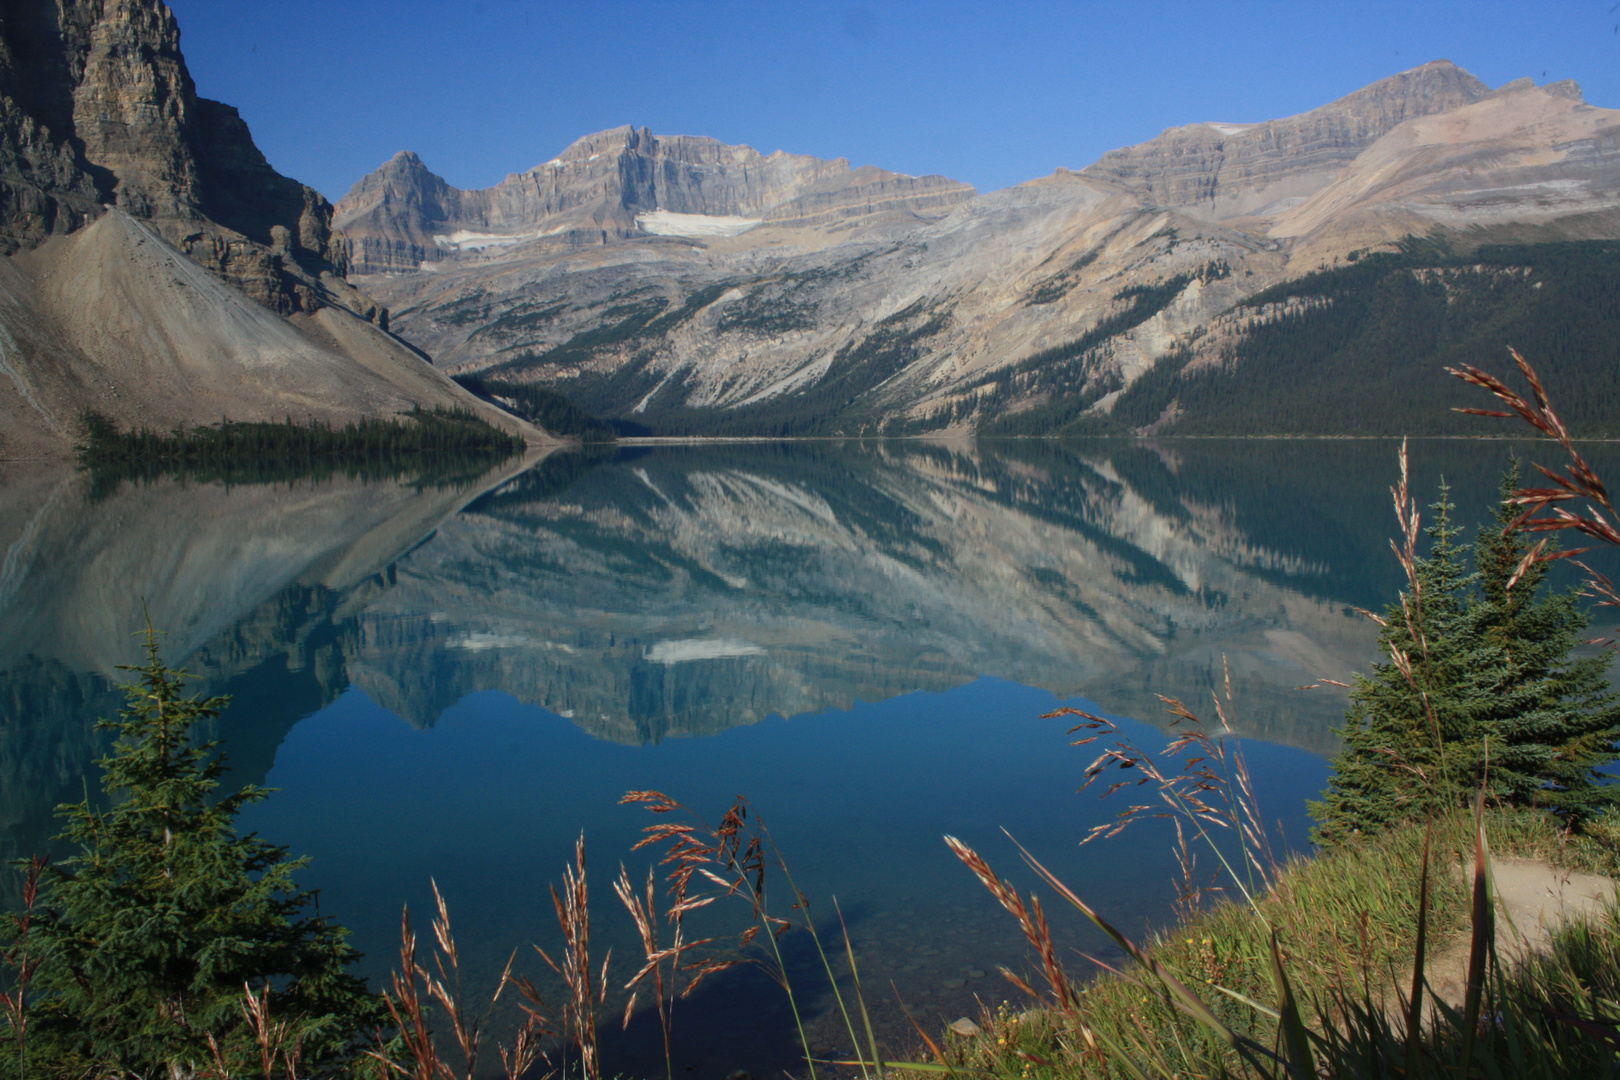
[386,149,429,171]
[0,0,360,315]
[336,126,975,273]
[1081,58,1491,220]
[1543,79,1584,102]
[545,123,652,167]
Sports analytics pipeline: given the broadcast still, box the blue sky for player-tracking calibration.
[169,1,1620,202]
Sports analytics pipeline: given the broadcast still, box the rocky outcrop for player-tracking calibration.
[0,0,354,314]
[1270,79,1620,249]
[326,151,459,277]
[761,165,978,228]
[335,126,975,273]
[0,1,110,248]
[0,0,551,457]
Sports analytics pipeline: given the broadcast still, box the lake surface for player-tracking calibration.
[2,438,1613,1077]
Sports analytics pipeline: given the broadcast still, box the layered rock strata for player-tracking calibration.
[1082,60,1492,220]
[0,0,546,457]
[335,126,976,273]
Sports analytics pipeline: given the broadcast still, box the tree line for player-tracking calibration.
[77,406,524,491]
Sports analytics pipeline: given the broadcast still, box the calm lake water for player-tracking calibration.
[2,438,1613,1077]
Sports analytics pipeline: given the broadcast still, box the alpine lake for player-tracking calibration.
[3,437,1615,1078]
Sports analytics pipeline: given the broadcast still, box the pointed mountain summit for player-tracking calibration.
[335,128,975,273]
[0,0,540,457]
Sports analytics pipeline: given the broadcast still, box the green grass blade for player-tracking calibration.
[1268,929,1317,1080]
[1082,1025,1157,1080]
[1460,787,1495,1080]
[1207,981,1281,1020]
[836,899,886,1078]
[1404,817,1433,1077]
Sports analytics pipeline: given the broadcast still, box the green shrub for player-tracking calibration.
[2,628,383,1077]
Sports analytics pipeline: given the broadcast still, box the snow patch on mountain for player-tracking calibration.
[636,210,762,237]
[435,230,525,250]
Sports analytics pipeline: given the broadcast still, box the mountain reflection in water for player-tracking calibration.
[2,438,1611,1075]
[351,440,1378,749]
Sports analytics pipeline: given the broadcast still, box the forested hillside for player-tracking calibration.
[1078,240,1620,437]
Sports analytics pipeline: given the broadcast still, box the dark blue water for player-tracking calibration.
[234,677,1325,1076]
[2,437,1613,1077]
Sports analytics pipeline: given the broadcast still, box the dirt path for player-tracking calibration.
[1425,858,1617,1008]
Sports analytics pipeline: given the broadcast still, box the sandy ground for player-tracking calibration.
[1425,858,1618,1009]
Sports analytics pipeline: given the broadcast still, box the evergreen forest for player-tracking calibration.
[77,407,524,491]
[1090,239,1620,437]
[451,374,618,441]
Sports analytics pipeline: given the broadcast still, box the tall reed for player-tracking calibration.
[619,791,891,1080]
[0,858,46,1080]
[1451,347,1620,618]
[538,836,606,1080]
[373,881,555,1080]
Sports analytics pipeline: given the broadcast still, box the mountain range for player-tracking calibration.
[339,61,1620,437]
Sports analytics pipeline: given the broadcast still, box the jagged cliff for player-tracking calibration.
[349,62,1620,438]
[335,126,975,274]
[0,0,545,459]
[0,0,348,312]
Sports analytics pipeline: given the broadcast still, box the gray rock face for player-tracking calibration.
[0,0,547,458]
[1083,60,1491,219]
[334,126,976,273]
[0,1,116,248]
[0,0,350,313]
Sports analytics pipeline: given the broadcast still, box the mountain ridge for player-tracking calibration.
[335,125,976,274]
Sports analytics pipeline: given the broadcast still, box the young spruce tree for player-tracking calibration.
[9,626,383,1078]
[1311,485,1485,842]
[1468,463,1620,821]
[1313,464,1620,843]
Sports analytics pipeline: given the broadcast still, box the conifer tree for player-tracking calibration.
[1313,464,1620,843]
[8,627,383,1078]
[1311,486,1482,842]
[1468,463,1620,822]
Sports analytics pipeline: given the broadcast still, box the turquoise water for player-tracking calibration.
[2,438,1612,1076]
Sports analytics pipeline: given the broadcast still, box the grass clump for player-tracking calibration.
[936,789,1619,1079]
